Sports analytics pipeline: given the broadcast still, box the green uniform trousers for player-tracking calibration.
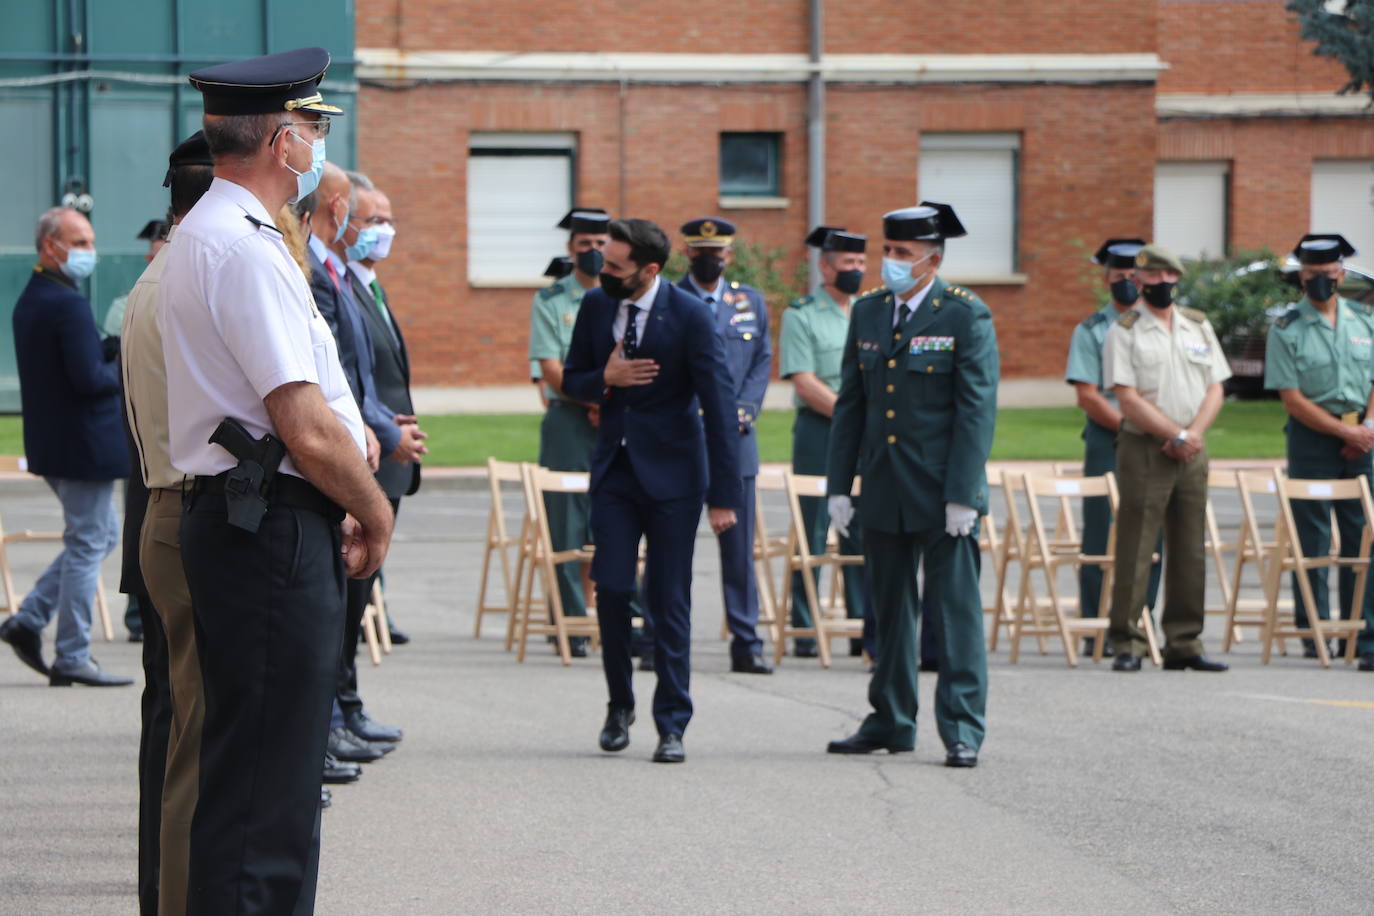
[1080,419,1162,619]
[1109,430,1208,659]
[1285,419,1374,653]
[790,409,867,648]
[538,401,597,620]
[859,528,986,751]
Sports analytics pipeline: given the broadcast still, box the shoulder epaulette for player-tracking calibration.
[856,286,887,301]
[1274,307,1301,330]
[1179,306,1207,323]
[945,285,974,302]
[537,283,562,301]
[1083,310,1110,328]
[1116,310,1140,329]
[788,294,814,310]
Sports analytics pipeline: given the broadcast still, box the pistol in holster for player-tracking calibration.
[208,418,286,533]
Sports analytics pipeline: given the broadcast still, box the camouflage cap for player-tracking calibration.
[1134,243,1184,273]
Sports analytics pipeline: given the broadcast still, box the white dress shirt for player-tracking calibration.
[157,177,365,478]
[611,275,661,346]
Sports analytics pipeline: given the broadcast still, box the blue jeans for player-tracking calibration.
[15,477,119,667]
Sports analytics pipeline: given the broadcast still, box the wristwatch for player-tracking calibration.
[1171,429,1190,448]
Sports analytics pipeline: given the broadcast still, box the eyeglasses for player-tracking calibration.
[270,117,331,146]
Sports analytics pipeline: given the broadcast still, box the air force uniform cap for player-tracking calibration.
[1091,237,1145,268]
[882,202,967,241]
[681,217,736,248]
[1293,233,1356,264]
[556,208,611,234]
[162,129,214,187]
[188,47,344,117]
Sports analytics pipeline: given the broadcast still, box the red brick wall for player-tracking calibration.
[358,81,1156,384]
[1158,0,1349,93]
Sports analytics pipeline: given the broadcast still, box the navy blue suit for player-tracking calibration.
[680,276,770,660]
[563,279,741,738]
[12,267,125,480]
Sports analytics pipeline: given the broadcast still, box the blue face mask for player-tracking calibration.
[333,203,350,244]
[881,252,935,297]
[345,225,379,262]
[57,243,97,280]
[285,131,326,204]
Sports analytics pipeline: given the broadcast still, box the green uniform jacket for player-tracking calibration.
[827,277,999,534]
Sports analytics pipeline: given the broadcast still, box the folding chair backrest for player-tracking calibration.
[787,473,827,562]
[486,458,523,537]
[1275,473,1373,560]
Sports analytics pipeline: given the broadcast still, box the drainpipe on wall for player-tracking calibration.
[806,0,825,290]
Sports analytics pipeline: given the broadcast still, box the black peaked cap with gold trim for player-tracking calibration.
[188,47,344,117]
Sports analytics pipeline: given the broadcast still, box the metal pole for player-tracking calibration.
[806,0,825,289]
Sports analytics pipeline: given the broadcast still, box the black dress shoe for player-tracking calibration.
[0,616,48,677]
[652,733,685,763]
[322,753,361,784]
[849,640,864,657]
[387,625,410,645]
[328,726,393,762]
[945,742,978,768]
[1082,638,1114,658]
[638,654,655,672]
[127,631,143,643]
[794,642,818,658]
[1359,653,1374,672]
[1162,654,1229,672]
[1112,653,1142,672]
[826,732,914,755]
[320,786,332,808]
[730,653,773,675]
[347,710,403,743]
[599,706,635,752]
[49,658,133,687]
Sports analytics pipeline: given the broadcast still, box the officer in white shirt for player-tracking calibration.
[158,47,394,914]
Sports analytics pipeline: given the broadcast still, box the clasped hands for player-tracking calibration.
[1339,421,1374,460]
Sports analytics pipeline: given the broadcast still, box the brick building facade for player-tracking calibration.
[353,0,1373,386]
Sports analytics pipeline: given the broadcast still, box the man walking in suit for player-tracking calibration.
[676,216,772,674]
[824,203,998,768]
[562,218,742,764]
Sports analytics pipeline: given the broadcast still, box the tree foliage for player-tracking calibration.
[1287,0,1374,101]
[1175,250,1298,349]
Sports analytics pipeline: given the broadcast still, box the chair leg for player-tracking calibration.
[372,581,393,654]
[95,580,114,642]
[362,604,382,666]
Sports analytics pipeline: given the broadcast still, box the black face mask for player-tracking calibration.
[1305,274,1336,304]
[1109,278,1139,307]
[576,248,604,277]
[599,269,641,301]
[834,269,863,295]
[1141,281,1175,309]
[689,253,725,286]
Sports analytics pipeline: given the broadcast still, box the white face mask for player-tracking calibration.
[370,224,396,260]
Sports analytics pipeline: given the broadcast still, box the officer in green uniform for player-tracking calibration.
[1103,243,1231,672]
[1264,233,1374,670]
[1065,238,1161,655]
[780,226,874,658]
[824,202,997,768]
[528,209,611,654]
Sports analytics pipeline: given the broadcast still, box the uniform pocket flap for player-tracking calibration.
[907,352,954,374]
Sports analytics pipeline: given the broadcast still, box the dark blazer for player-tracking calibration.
[307,246,401,457]
[11,267,126,480]
[347,270,420,498]
[678,277,771,477]
[563,279,742,509]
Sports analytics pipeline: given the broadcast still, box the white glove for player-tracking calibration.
[945,502,977,538]
[828,495,854,538]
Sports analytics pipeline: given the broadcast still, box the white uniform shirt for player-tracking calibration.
[158,177,365,478]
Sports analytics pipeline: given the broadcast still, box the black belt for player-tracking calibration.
[192,472,344,524]
[549,399,589,412]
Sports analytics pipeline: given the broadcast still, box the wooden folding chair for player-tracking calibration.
[0,456,113,641]
[513,464,601,665]
[1262,470,1372,666]
[360,580,392,667]
[750,467,790,652]
[473,458,523,639]
[992,471,1040,654]
[1009,471,1162,667]
[774,472,864,667]
[1202,470,1245,645]
[1226,470,1292,652]
[982,467,1017,651]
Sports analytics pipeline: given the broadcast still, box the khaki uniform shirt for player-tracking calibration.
[1103,304,1232,430]
[121,229,184,489]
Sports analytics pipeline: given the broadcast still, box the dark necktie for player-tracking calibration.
[899,303,913,327]
[623,304,640,358]
[704,295,716,316]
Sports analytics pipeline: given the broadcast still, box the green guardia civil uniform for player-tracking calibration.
[780,287,868,650]
[1265,297,1374,653]
[1065,305,1162,620]
[528,272,596,620]
[827,276,998,751]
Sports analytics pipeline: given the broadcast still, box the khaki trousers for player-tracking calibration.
[140,487,202,916]
[1109,430,1208,659]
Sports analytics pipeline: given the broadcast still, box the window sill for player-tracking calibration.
[718,195,789,210]
[469,277,550,289]
[942,273,1028,286]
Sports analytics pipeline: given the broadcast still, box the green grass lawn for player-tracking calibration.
[0,400,1286,469]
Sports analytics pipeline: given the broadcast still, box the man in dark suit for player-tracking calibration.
[676,216,772,675]
[563,218,742,764]
[0,207,132,687]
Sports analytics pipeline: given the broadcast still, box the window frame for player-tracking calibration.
[719,131,782,198]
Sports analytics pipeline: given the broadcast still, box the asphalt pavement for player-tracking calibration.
[0,476,1371,915]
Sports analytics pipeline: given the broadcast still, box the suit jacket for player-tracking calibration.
[348,270,421,498]
[11,267,126,480]
[827,276,998,534]
[307,246,401,457]
[677,277,771,477]
[563,280,742,509]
